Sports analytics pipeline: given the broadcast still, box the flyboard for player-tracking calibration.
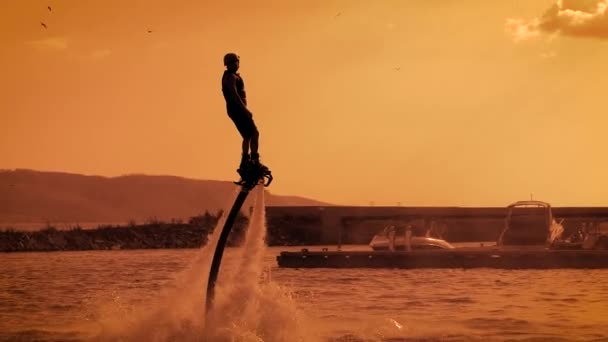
[204,160,272,326]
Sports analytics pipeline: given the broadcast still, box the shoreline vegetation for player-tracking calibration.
[0,212,238,252]
[0,210,325,252]
[0,214,216,253]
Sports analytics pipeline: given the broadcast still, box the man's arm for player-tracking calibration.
[222,73,251,115]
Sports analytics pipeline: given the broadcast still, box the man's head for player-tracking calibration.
[224,52,240,71]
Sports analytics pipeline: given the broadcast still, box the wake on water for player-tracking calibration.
[92,187,318,342]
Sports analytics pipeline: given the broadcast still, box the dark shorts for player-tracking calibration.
[228,112,258,139]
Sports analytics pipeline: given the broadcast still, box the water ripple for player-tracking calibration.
[2,248,608,341]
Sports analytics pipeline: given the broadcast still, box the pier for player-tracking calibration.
[276,248,608,269]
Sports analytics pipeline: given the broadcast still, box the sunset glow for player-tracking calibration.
[2,0,607,206]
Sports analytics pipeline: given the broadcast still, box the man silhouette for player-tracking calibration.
[221,52,265,176]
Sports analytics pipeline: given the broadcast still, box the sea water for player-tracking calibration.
[1,188,608,341]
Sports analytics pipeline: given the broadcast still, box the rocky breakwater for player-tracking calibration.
[0,212,249,252]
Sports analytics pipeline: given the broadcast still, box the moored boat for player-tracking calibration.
[276,200,608,268]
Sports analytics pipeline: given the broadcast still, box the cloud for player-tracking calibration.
[27,36,68,50]
[26,37,111,61]
[506,0,608,41]
[505,18,542,42]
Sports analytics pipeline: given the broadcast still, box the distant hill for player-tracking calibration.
[0,169,332,228]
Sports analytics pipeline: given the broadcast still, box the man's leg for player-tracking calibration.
[250,128,264,166]
[239,138,250,170]
[230,113,251,171]
[250,129,259,156]
[242,138,249,155]
[231,112,263,169]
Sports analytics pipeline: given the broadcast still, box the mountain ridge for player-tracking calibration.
[0,169,333,226]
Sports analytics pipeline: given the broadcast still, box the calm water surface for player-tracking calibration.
[1,246,608,342]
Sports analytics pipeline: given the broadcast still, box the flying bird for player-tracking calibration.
[147,29,153,33]
[334,12,342,18]
[393,67,401,71]
[41,22,47,29]
[48,6,52,11]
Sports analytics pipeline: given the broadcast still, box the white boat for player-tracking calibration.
[369,225,455,251]
[498,200,564,246]
[369,200,607,252]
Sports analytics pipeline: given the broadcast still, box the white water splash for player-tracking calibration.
[208,187,318,342]
[548,218,565,245]
[93,186,315,342]
[91,189,238,341]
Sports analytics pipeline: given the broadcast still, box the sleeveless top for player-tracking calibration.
[222,70,247,114]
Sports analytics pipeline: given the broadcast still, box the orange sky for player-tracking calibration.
[1,0,607,206]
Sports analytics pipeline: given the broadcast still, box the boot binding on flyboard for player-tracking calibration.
[234,159,272,189]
